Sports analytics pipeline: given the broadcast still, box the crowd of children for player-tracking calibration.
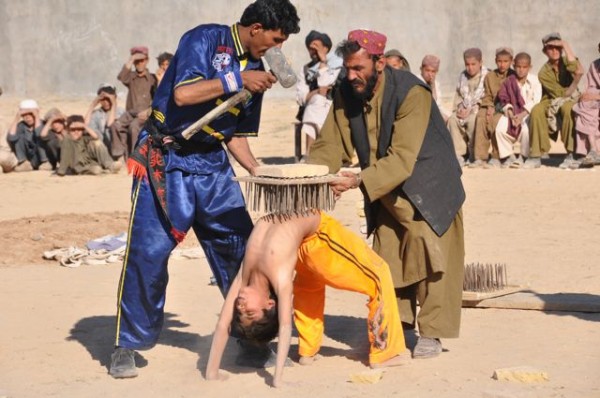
[0,46,173,175]
[434,34,598,170]
[2,33,599,174]
[295,31,599,170]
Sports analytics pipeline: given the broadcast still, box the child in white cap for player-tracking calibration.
[6,99,52,171]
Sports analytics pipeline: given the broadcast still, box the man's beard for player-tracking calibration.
[350,71,379,101]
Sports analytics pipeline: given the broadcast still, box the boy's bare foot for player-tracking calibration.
[298,354,321,366]
[369,349,411,369]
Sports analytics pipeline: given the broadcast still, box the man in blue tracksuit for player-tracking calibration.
[109,0,300,378]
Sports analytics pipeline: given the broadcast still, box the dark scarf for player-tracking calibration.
[497,75,526,138]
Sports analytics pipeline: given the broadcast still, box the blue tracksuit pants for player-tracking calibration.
[114,157,252,349]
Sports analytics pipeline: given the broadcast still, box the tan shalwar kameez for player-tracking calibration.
[473,69,512,161]
[57,136,114,175]
[529,57,579,156]
[447,71,484,160]
[309,74,465,338]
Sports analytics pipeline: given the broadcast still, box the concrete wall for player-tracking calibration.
[0,0,598,99]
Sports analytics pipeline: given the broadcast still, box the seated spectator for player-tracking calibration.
[447,48,489,167]
[0,87,19,174]
[0,129,17,174]
[111,46,157,160]
[155,52,173,86]
[295,30,343,158]
[57,115,121,176]
[38,108,68,170]
[495,52,542,168]
[573,42,600,167]
[85,83,124,149]
[384,49,411,71]
[471,47,515,168]
[418,54,449,121]
[524,33,584,169]
[6,99,52,171]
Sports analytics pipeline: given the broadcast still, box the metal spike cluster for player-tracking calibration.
[463,263,508,292]
[235,175,337,216]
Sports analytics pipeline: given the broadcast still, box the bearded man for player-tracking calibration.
[308,29,466,359]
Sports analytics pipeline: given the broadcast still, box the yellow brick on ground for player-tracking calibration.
[492,366,550,383]
[349,369,384,384]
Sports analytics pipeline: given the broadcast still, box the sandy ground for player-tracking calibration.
[0,95,599,398]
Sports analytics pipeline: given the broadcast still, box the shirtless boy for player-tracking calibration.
[206,211,409,387]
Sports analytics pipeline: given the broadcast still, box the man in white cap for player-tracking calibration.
[6,99,52,171]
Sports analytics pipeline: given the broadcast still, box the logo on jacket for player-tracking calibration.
[212,52,232,72]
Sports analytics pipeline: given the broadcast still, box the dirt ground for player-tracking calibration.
[0,95,599,398]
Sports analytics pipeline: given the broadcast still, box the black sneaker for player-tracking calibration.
[235,339,291,368]
[109,347,138,378]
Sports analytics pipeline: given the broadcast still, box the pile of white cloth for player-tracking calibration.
[43,232,205,268]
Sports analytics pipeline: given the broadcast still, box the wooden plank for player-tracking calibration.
[462,285,524,302]
[462,291,600,313]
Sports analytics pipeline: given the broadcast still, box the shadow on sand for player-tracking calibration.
[67,311,377,376]
[67,312,211,371]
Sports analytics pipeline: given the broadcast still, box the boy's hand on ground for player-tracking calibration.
[271,377,301,388]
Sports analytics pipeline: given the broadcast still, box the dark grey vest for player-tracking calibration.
[341,67,465,237]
